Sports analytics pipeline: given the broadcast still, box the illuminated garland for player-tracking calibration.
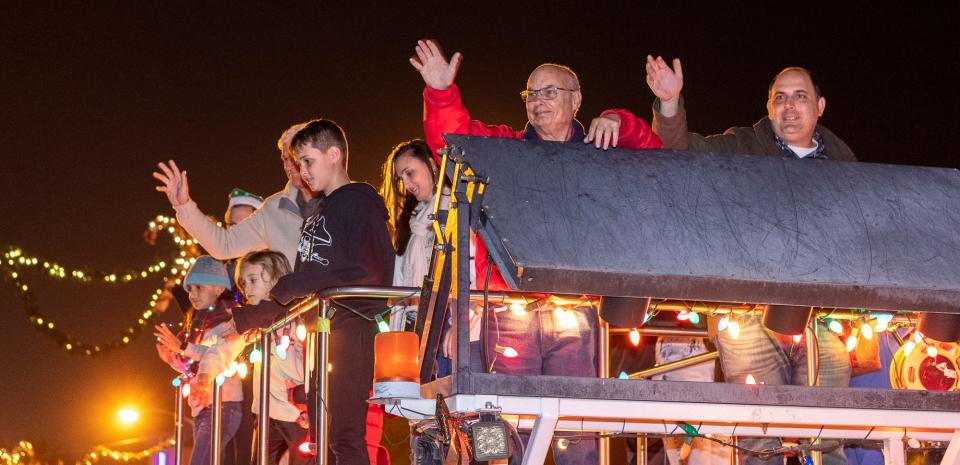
[78,438,174,465]
[0,441,38,465]
[1,215,201,356]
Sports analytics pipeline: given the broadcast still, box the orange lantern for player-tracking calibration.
[374,331,420,383]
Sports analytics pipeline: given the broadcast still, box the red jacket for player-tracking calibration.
[423,84,664,291]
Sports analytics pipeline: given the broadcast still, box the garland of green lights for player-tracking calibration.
[1,215,201,356]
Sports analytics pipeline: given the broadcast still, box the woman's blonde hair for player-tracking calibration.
[236,250,292,291]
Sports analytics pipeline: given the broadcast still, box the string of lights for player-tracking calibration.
[1,215,202,356]
[0,441,38,465]
[78,438,174,465]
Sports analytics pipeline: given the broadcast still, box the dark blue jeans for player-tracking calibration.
[715,316,851,465]
[482,305,600,465]
[190,402,242,465]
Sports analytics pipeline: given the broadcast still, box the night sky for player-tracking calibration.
[1,2,957,461]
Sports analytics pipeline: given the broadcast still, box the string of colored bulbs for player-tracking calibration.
[1,215,200,356]
[79,438,175,465]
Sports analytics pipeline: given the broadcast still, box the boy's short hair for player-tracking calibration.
[290,119,349,169]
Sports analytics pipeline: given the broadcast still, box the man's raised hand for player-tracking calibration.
[645,56,684,105]
[409,39,462,91]
[153,160,191,207]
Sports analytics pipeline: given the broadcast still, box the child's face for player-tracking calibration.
[297,144,339,194]
[239,263,275,305]
[186,284,224,310]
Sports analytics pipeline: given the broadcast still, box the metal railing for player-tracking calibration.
[171,286,822,465]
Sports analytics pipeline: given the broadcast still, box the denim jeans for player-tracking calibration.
[714,315,851,465]
[483,305,600,465]
[654,337,730,465]
[191,402,243,465]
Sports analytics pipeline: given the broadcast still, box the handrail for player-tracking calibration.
[262,286,914,336]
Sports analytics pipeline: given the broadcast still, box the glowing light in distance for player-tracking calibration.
[117,408,140,424]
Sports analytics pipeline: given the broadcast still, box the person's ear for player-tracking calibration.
[817,96,826,117]
[325,146,343,165]
[572,90,583,115]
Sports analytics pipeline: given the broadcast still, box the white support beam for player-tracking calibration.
[391,394,960,465]
[522,398,559,465]
[942,430,960,465]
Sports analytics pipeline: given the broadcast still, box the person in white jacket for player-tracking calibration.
[153,123,320,267]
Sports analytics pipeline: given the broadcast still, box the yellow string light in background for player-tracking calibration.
[1,215,200,356]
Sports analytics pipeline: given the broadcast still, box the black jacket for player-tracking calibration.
[233,182,395,333]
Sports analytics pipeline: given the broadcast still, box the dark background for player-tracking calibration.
[0,1,957,462]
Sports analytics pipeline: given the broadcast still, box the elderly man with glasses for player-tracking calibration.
[411,39,662,156]
[409,39,663,465]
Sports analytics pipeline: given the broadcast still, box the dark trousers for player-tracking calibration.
[308,318,375,465]
[230,375,256,465]
[254,418,311,465]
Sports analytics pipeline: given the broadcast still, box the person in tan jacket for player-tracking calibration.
[153,123,320,266]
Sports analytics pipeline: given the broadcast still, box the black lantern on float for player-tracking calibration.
[917,312,960,343]
[598,296,652,327]
[761,304,813,335]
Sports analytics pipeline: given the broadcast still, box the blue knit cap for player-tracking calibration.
[183,255,232,290]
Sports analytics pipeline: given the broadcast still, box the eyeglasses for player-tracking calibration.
[520,86,579,102]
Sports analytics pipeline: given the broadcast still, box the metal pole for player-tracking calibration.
[211,377,223,465]
[628,351,720,379]
[257,331,272,465]
[636,434,647,465]
[316,300,331,465]
[731,435,741,465]
[174,384,184,465]
[455,189,471,372]
[609,327,709,338]
[598,318,610,465]
[805,322,822,465]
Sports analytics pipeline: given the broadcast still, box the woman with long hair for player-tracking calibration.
[379,139,447,330]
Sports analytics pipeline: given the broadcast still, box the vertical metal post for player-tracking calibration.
[257,331,272,465]
[316,300,331,465]
[174,384,184,465]
[598,319,610,465]
[635,434,647,465]
[731,435,741,465]
[805,322,822,465]
[211,378,223,465]
[455,190,471,372]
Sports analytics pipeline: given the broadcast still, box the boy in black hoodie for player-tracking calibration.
[233,119,394,465]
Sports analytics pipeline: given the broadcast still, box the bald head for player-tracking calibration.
[527,63,580,90]
[768,67,821,99]
[524,63,583,141]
